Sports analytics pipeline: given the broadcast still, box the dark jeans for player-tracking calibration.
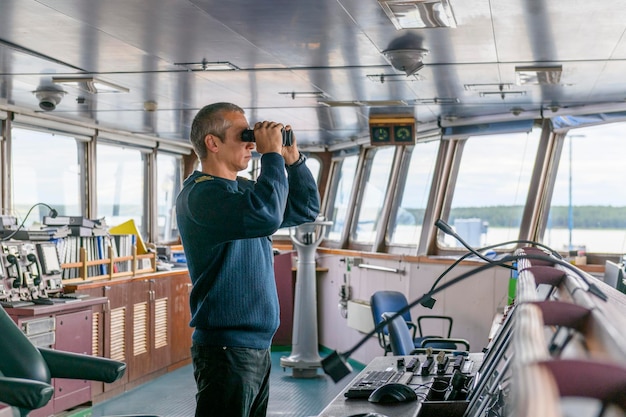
[191,344,271,417]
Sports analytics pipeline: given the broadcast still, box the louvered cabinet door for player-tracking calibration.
[150,277,172,372]
[128,279,151,381]
[103,283,130,392]
[128,277,171,382]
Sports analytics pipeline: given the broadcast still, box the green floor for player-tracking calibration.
[82,349,362,417]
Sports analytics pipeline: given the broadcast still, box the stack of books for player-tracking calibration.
[41,216,144,280]
[0,214,70,240]
[43,216,112,279]
[43,215,100,237]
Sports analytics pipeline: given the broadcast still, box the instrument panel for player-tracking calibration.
[0,241,63,306]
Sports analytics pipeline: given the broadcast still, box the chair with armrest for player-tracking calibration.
[0,305,126,417]
[370,291,466,354]
[381,312,416,356]
[382,312,471,356]
[370,291,418,355]
[416,315,470,351]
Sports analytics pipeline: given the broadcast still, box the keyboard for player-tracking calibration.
[0,300,36,308]
[58,293,89,299]
[32,297,55,305]
[344,370,413,399]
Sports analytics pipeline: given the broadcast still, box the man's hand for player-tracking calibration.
[253,121,283,155]
[281,126,300,165]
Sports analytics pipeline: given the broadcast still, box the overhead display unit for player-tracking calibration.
[369,116,416,146]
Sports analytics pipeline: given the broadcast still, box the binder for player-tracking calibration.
[69,225,93,237]
[43,216,96,228]
[109,219,147,254]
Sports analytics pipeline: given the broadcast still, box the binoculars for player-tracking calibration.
[241,128,293,146]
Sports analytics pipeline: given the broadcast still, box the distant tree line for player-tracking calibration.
[446,205,626,229]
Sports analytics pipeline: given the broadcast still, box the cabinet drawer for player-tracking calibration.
[28,331,55,347]
[21,316,56,335]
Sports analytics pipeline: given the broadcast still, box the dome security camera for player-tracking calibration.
[33,87,66,111]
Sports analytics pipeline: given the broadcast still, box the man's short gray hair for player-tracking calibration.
[189,102,245,159]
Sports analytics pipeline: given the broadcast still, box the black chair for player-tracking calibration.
[370,290,468,355]
[0,305,127,417]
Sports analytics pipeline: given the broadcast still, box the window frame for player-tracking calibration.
[322,150,363,248]
[8,124,89,223]
[385,139,440,255]
[432,127,543,255]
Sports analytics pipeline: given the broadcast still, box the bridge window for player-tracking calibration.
[326,154,358,241]
[441,129,541,250]
[389,140,439,246]
[156,153,182,243]
[352,147,395,243]
[547,123,626,254]
[10,128,83,221]
[305,156,321,184]
[96,143,146,237]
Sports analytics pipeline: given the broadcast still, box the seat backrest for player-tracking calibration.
[0,306,51,384]
[370,291,412,336]
[381,312,416,356]
[0,305,127,417]
[0,305,53,416]
[417,315,453,338]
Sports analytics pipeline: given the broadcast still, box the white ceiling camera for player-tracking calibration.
[33,86,66,111]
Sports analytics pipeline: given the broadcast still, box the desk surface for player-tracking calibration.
[317,353,483,417]
[2,295,108,316]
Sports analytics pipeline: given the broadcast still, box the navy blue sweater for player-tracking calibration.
[176,153,320,349]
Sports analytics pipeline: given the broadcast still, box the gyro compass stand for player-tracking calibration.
[280,219,332,377]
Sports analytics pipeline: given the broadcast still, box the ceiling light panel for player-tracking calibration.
[378,0,457,29]
[367,73,425,83]
[174,59,240,71]
[479,91,526,98]
[515,65,563,85]
[464,83,514,92]
[410,97,460,104]
[318,100,408,107]
[279,91,327,99]
[52,77,129,93]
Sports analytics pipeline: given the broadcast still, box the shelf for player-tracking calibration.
[61,245,156,283]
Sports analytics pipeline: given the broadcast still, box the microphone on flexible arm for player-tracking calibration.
[432,218,607,300]
[418,219,515,309]
[420,219,565,309]
[434,219,516,269]
[436,218,563,259]
[321,251,606,383]
[1,202,58,241]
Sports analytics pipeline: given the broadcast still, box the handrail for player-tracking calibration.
[355,263,404,274]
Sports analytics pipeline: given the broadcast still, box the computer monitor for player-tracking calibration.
[604,260,626,293]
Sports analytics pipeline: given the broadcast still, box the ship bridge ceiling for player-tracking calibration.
[2,0,626,149]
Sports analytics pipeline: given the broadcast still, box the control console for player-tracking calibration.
[0,241,63,307]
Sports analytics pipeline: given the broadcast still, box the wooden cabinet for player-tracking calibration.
[170,273,193,364]
[73,286,112,398]
[274,252,295,345]
[127,278,171,382]
[102,283,131,394]
[53,309,93,413]
[68,269,192,403]
[5,298,106,417]
[3,270,192,414]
